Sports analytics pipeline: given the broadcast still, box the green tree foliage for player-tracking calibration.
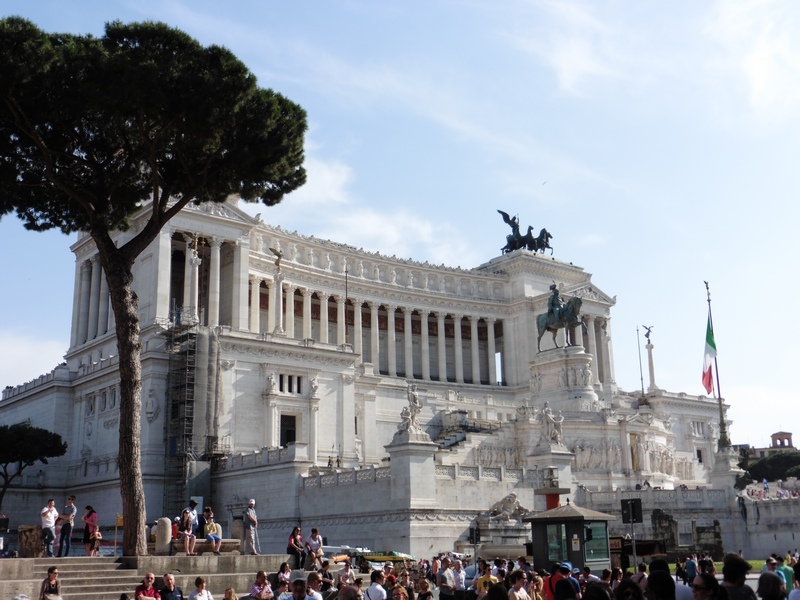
[0,423,67,511]
[747,451,800,483]
[0,17,306,555]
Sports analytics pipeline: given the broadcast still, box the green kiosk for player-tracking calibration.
[524,500,615,573]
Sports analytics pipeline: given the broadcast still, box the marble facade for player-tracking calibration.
[0,198,738,556]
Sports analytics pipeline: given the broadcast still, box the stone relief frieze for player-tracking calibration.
[220,343,356,366]
[474,445,526,469]
[571,439,623,471]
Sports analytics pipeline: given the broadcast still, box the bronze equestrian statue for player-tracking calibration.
[537,288,586,351]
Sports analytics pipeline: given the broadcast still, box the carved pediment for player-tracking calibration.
[187,200,259,225]
[567,284,616,306]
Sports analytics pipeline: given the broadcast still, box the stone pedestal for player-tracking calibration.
[530,346,600,412]
[156,517,173,555]
[231,517,245,555]
[385,430,438,509]
[528,444,576,511]
[710,446,745,493]
[18,525,45,558]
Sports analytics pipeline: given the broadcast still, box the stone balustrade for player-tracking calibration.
[1,364,72,401]
[579,487,731,511]
[215,442,309,472]
[302,465,392,489]
[254,224,506,301]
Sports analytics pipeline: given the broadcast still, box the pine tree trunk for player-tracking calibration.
[105,252,148,556]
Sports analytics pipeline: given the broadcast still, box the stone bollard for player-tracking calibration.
[231,516,244,555]
[18,525,45,558]
[155,517,173,556]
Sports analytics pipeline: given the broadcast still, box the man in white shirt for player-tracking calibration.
[337,561,356,589]
[437,558,456,600]
[453,560,467,600]
[365,570,387,600]
[307,572,324,600]
[40,499,59,557]
[184,499,199,535]
[244,499,259,555]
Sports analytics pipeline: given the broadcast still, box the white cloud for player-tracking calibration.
[281,155,354,207]
[0,330,65,390]
[499,1,623,95]
[706,0,800,122]
[316,209,482,270]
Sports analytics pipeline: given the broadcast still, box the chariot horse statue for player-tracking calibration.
[536,295,587,351]
[498,210,554,255]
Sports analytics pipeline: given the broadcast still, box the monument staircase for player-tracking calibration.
[435,415,528,469]
[2,557,140,600]
[0,555,287,600]
[436,430,499,462]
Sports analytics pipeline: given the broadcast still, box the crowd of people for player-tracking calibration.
[32,548,800,600]
[745,481,800,502]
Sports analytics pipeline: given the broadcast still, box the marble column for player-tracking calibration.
[595,319,606,384]
[319,293,329,344]
[309,400,319,463]
[334,295,345,345]
[231,236,251,330]
[369,302,380,368]
[454,314,464,384]
[308,398,319,463]
[486,318,497,385]
[273,274,284,334]
[208,238,222,327]
[154,227,174,321]
[302,288,313,339]
[77,260,92,345]
[387,305,397,377]
[470,316,481,384]
[573,320,584,347]
[266,280,276,333]
[352,300,363,357]
[187,248,202,321]
[403,307,413,378]
[87,255,101,341]
[249,276,261,333]
[586,316,600,384]
[70,260,83,347]
[182,234,194,314]
[285,284,296,339]
[420,310,430,380]
[266,398,278,448]
[603,317,616,383]
[646,342,657,392]
[436,312,447,382]
[97,272,109,337]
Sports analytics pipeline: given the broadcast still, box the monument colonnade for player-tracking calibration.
[68,227,614,389]
[248,273,503,386]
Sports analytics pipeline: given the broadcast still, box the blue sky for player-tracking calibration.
[1,1,799,449]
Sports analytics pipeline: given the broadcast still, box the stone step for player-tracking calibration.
[38,573,143,587]
[31,563,129,574]
[31,556,121,566]
[61,589,231,600]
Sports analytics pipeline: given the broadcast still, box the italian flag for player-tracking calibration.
[702,313,716,395]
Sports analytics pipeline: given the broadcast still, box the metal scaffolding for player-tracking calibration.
[160,310,199,519]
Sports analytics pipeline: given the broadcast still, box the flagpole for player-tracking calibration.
[705,281,730,449]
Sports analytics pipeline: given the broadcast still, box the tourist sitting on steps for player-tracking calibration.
[204,513,222,555]
[178,509,196,556]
